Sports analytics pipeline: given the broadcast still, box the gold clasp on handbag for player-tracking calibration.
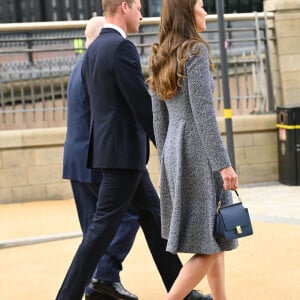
[236,226,242,234]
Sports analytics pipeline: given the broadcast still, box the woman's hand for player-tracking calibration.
[220,166,238,191]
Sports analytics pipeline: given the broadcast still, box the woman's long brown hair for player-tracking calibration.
[147,0,212,100]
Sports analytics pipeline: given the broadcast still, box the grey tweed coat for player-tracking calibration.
[151,43,238,254]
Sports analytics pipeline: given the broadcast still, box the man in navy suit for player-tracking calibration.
[63,16,139,300]
[57,1,211,299]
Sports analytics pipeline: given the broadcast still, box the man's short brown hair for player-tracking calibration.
[102,0,135,16]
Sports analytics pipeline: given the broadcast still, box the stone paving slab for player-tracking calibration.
[239,182,300,225]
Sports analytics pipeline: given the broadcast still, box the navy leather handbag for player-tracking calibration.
[214,190,253,241]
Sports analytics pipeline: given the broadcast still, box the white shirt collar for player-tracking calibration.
[103,23,126,38]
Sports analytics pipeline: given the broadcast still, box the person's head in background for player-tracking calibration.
[85,16,106,48]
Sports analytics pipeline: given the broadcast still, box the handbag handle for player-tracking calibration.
[217,190,242,213]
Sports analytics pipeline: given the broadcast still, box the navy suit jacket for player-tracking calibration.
[81,28,156,171]
[63,55,101,183]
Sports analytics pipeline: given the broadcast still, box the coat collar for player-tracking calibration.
[103,23,126,38]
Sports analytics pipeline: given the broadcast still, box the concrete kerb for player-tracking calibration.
[0,232,82,249]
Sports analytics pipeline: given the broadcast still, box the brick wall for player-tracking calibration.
[0,114,278,204]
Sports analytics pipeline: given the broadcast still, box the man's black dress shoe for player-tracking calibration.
[88,279,138,300]
[85,292,115,300]
[184,290,213,300]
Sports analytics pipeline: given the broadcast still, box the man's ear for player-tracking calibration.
[120,1,129,13]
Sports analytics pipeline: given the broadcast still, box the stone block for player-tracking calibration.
[279,56,300,73]
[245,144,278,164]
[280,71,300,90]
[46,181,73,200]
[12,185,47,202]
[282,88,300,105]
[233,114,276,132]
[234,134,254,147]
[277,37,300,55]
[0,168,27,188]
[253,132,277,146]
[271,71,283,90]
[238,162,278,184]
[275,15,300,38]
[235,147,247,166]
[21,127,66,147]
[264,0,276,11]
[27,165,61,185]
[0,130,23,149]
[2,149,35,169]
[265,0,300,12]
[276,10,300,21]
[34,147,64,166]
[0,188,13,204]
[269,54,280,72]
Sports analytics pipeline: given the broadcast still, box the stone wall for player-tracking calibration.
[0,114,278,204]
[265,0,300,107]
[0,128,71,203]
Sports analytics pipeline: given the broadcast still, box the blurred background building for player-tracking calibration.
[0,0,263,22]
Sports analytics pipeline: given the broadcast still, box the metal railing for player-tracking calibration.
[0,13,275,130]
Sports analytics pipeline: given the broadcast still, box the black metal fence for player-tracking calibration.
[0,13,275,130]
[0,0,103,22]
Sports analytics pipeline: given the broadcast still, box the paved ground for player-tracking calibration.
[0,182,299,300]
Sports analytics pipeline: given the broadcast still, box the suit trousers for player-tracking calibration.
[70,180,139,285]
[56,169,183,300]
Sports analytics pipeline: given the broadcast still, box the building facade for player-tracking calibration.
[0,0,263,22]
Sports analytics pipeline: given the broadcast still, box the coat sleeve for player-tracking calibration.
[151,92,168,160]
[113,39,156,146]
[81,55,91,130]
[186,43,231,172]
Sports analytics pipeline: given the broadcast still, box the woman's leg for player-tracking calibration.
[207,252,227,300]
[165,252,221,300]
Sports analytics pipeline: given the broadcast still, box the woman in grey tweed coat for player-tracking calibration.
[147,0,238,299]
